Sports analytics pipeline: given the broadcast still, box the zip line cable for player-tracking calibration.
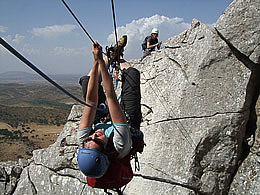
[61,0,107,56]
[110,0,118,45]
[110,0,121,71]
[0,37,104,112]
[61,0,95,44]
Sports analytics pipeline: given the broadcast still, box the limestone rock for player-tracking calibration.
[125,17,252,194]
[1,0,260,194]
[229,95,260,194]
[0,161,23,195]
[215,0,260,64]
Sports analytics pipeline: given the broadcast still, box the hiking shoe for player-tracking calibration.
[106,35,127,63]
[117,35,127,48]
[114,35,127,53]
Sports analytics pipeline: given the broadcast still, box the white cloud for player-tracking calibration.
[2,34,25,45]
[0,25,8,33]
[107,14,190,60]
[0,35,25,55]
[52,46,90,57]
[22,48,41,56]
[32,24,77,37]
[12,34,25,44]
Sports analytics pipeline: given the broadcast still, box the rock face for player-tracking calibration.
[215,0,260,64]
[0,0,259,194]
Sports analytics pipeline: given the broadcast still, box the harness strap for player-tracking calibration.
[133,153,140,171]
[115,71,119,89]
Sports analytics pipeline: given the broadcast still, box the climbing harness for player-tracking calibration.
[62,1,142,194]
[108,2,146,192]
[102,1,143,194]
[62,0,121,92]
[0,37,104,112]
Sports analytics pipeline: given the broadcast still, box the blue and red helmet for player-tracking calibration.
[78,148,110,178]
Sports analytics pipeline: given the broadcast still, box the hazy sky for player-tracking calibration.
[0,0,233,75]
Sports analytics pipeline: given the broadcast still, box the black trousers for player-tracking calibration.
[79,67,142,129]
[120,67,142,129]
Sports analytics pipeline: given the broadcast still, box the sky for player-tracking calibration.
[0,0,233,75]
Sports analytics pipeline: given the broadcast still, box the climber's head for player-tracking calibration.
[78,148,110,178]
[151,28,159,38]
[78,129,109,178]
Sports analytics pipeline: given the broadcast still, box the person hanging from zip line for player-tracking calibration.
[77,37,144,191]
[141,28,162,60]
[79,35,142,130]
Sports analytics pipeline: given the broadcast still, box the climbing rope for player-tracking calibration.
[0,37,104,112]
[133,173,199,193]
[61,0,107,56]
[110,0,121,90]
[61,0,94,44]
[110,0,119,47]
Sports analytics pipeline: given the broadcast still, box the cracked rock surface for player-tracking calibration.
[215,0,260,64]
[0,0,259,194]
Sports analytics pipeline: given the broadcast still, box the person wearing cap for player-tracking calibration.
[147,28,162,53]
[77,39,141,179]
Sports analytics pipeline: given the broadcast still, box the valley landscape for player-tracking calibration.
[0,71,82,161]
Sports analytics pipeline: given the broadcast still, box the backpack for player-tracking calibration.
[141,36,151,51]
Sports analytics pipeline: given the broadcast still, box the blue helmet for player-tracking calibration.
[78,148,110,178]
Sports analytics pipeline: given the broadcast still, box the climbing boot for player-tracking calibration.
[117,35,127,48]
[114,35,127,54]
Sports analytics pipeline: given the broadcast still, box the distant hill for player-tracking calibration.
[0,71,40,80]
[0,71,82,85]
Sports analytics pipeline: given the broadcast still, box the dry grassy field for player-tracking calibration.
[0,122,63,161]
[0,81,82,161]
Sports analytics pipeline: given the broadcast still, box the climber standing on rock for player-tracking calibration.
[76,36,144,193]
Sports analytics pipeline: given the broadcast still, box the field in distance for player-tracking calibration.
[0,72,83,161]
[0,122,63,161]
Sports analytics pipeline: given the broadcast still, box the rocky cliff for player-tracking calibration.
[1,0,259,194]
